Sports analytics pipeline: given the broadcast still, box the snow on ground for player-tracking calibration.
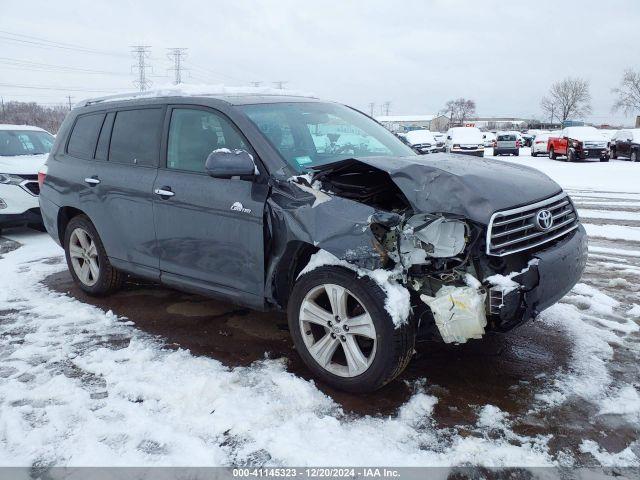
[0,231,555,467]
[0,147,638,468]
[494,148,640,193]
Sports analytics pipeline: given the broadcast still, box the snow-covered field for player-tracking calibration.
[0,148,639,468]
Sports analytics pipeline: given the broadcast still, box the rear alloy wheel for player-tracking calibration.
[549,147,556,160]
[288,266,415,392]
[64,215,123,296]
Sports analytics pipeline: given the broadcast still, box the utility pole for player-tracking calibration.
[0,96,4,118]
[550,104,555,128]
[67,95,73,110]
[167,48,188,85]
[130,45,153,92]
[368,102,375,117]
[273,81,288,89]
[383,101,391,116]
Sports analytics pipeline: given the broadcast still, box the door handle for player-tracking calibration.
[154,187,175,198]
[84,177,100,185]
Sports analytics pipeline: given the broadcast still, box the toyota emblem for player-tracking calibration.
[535,209,554,231]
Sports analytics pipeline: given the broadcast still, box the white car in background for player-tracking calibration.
[531,131,557,157]
[445,126,485,157]
[404,129,444,154]
[0,124,55,234]
[482,131,496,147]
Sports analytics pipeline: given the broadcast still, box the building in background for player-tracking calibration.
[376,114,449,133]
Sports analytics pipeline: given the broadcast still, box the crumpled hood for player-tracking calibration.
[0,154,48,175]
[314,154,563,225]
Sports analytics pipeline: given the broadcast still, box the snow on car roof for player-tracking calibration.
[0,124,46,132]
[79,83,317,106]
[405,129,436,144]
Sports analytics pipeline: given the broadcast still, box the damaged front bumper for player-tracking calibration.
[485,224,588,332]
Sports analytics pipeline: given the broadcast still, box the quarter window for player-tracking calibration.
[109,108,163,166]
[67,113,105,159]
[167,108,249,173]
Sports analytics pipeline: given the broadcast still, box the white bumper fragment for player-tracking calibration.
[420,285,487,344]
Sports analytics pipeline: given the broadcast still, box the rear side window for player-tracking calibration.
[67,113,105,159]
[109,108,163,167]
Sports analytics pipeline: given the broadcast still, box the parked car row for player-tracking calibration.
[0,124,54,234]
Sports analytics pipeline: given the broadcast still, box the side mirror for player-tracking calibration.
[205,149,257,179]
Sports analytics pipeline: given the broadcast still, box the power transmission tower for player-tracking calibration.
[250,81,262,87]
[382,101,391,116]
[273,81,288,89]
[167,48,188,85]
[368,102,375,116]
[130,45,153,92]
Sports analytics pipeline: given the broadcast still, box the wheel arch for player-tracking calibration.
[268,240,319,310]
[57,206,88,245]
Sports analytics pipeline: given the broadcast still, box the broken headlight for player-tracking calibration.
[398,214,467,265]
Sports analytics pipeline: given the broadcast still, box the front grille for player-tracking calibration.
[486,193,579,256]
[21,181,40,196]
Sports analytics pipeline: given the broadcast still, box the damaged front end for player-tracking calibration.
[267,156,588,345]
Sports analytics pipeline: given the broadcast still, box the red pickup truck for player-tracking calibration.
[547,126,610,162]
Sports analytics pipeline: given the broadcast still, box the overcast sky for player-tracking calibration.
[1,0,638,125]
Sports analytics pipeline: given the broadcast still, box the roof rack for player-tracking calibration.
[78,84,316,107]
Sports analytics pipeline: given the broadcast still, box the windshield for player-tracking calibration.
[240,102,415,172]
[0,130,54,156]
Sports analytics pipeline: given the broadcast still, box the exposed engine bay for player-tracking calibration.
[280,156,587,345]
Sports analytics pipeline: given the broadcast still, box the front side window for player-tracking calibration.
[109,108,163,167]
[240,102,415,172]
[67,113,105,159]
[0,129,55,156]
[167,108,249,173]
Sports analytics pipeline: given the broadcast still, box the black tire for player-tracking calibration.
[64,214,123,296]
[610,147,617,159]
[567,150,575,162]
[288,265,415,393]
[531,151,537,157]
[631,151,638,162]
[549,147,556,160]
[600,156,610,162]
[515,150,519,156]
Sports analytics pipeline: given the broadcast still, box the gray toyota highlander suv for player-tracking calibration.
[39,91,587,392]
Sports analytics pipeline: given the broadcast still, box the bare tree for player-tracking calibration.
[442,98,476,125]
[0,101,68,133]
[541,77,591,122]
[540,96,557,124]
[612,69,640,115]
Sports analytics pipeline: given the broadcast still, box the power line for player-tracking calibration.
[0,30,129,58]
[131,45,153,92]
[167,48,188,85]
[0,82,124,93]
[0,56,130,76]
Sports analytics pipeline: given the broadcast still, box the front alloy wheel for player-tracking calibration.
[299,284,377,377]
[288,265,415,392]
